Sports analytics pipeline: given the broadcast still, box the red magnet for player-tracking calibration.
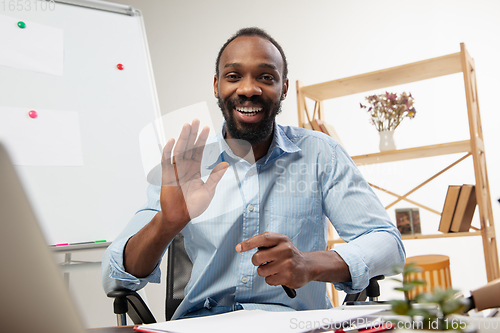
[117,64,124,70]
[28,110,38,119]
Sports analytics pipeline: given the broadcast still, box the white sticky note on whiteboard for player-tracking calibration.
[139,101,216,184]
[0,14,64,76]
[0,107,83,166]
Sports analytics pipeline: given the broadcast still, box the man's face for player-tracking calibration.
[214,36,289,145]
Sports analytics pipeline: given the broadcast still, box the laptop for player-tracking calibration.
[0,142,87,332]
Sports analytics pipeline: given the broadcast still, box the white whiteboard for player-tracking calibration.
[0,1,160,245]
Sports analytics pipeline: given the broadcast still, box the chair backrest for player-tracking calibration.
[165,231,193,320]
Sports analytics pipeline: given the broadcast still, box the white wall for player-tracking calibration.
[69,0,500,328]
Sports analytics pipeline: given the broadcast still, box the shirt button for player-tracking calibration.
[248,204,254,212]
[241,277,248,284]
[248,171,254,176]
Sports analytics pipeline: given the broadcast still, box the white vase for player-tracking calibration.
[379,130,396,151]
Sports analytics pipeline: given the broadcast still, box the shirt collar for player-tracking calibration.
[204,121,301,170]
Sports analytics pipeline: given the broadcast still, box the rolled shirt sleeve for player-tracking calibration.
[101,184,164,294]
[321,143,406,293]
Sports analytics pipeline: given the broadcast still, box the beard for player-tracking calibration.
[218,94,282,145]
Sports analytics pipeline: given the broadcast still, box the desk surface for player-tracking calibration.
[87,326,135,333]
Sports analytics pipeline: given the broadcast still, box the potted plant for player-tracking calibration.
[389,263,474,332]
[360,91,416,151]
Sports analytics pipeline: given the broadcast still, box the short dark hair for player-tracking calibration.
[215,27,288,81]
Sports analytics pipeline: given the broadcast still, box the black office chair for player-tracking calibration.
[343,275,385,305]
[107,232,193,325]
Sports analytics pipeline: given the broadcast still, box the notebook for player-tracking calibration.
[0,142,87,332]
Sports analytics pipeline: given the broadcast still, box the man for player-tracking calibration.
[102,27,405,320]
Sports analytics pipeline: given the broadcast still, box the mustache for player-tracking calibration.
[227,95,268,107]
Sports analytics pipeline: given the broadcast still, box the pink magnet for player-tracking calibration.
[117,64,124,70]
[28,110,38,119]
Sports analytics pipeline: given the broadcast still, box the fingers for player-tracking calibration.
[236,232,286,253]
[172,122,192,159]
[258,260,293,286]
[203,161,229,193]
[172,119,200,160]
[161,138,177,186]
[183,119,200,160]
[192,126,210,163]
[161,138,175,165]
[170,119,208,164]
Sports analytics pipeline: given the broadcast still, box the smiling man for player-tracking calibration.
[215,31,287,156]
[102,27,405,320]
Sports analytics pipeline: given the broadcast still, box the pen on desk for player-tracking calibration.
[257,247,297,298]
[335,322,394,333]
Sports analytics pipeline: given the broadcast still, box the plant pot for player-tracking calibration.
[379,130,396,151]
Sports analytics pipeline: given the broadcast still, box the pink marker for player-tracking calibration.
[55,243,69,247]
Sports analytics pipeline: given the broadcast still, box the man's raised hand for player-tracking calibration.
[159,119,228,231]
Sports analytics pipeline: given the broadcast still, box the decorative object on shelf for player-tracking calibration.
[360,91,416,151]
[379,129,396,151]
[396,208,421,235]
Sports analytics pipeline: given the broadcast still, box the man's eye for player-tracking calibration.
[261,75,274,81]
[225,74,239,80]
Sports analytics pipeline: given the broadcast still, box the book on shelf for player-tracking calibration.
[304,119,345,148]
[438,185,462,233]
[310,119,323,132]
[316,119,330,136]
[450,184,477,232]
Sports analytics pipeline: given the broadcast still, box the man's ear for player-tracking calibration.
[281,79,289,100]
[213,75,219,98]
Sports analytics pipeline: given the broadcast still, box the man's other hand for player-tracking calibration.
[236,231,351,289]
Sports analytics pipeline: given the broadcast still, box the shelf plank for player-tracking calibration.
[328,231,482,246]
[351,140,471,165]
[301,52,462,101]
[401,231,482,240]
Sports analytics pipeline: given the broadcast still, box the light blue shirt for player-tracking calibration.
[101,123,405,319]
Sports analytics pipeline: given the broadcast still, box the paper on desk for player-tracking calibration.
[135,308,382,333]
[0,107,83,166]
[0,14,64,76]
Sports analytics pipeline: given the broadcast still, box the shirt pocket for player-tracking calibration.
[263,197,326,252]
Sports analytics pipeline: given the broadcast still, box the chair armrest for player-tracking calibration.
[107,289,156,325]
[343,275,385,304]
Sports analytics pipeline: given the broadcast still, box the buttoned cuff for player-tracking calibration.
[331,244,369,294]
[108,236,162,289]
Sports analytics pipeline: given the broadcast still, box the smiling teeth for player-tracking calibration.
[236,107,262,116]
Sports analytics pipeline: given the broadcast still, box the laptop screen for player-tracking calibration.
[0,143,87,332]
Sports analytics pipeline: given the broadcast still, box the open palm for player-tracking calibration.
[160,119,228,230]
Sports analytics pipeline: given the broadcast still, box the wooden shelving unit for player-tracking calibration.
[329,231,483,246]
[297,44,499,287]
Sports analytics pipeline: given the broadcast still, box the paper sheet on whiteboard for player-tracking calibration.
[139,102,216,184]
[0,107,83,166]
[0,14,64,76]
